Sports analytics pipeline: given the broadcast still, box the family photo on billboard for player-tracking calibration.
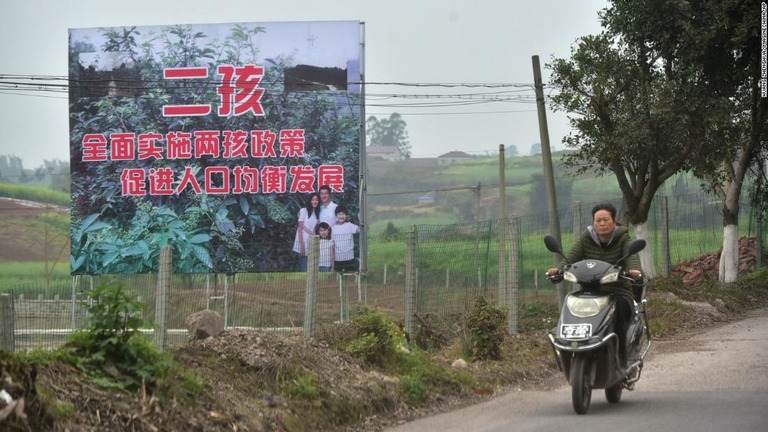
[68,21,363,275]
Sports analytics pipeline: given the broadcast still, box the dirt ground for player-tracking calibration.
[1,312,562,432]
[0,197,69,263]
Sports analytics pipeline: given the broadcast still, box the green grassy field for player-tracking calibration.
[0,262,71,292]
[0,183,70,206]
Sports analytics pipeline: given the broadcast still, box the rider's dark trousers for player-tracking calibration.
[614,296,632,366]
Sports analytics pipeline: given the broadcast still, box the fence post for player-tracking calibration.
[71,275,78,330]
[405,227,417,343]
[508,216,521,334]
[757,211,763,269]
[0,294,14,352]
[154,246,172,350]
[660,196,670,276]
[304,235,319,337]
[572,201,582,237]
[565,201,583,302]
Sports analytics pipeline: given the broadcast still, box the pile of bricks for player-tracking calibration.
[670,237,758,284]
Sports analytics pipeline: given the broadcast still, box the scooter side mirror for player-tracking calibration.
[544,235,563,255]
[628,239,646,255]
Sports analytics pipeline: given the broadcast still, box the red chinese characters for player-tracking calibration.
[120,169,146,196]
[110,133,136,161]
[251,130,277,157]
[279,129,305,157]
[161,65,266,118]
[80,128,344,197]
[223,130,249,158]
[318,165,345,193]
[162,67,212,117]
[261,166,287,193]
[115,164,342,197]
[82,129,303,161]
[82,134,108,162]
[289,165,316,193]
[82,60,352,199]
[217,65,266,117]
[194,130,221,158]
[138,133,164,160]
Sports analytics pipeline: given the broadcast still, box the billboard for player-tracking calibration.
[69,21,363,274]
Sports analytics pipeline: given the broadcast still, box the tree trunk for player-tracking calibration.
[634,222,656,279]
[717,151,750,283]
[719,224,739,283]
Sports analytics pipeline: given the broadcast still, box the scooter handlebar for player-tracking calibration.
[546,270,563,283]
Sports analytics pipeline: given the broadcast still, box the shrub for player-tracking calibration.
[464,296,507,361]
[342,308,407,368]
[62,283,174,392]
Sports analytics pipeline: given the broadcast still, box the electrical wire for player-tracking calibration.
[0,74,549,101]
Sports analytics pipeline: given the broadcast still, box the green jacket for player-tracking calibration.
[557,225,642,299]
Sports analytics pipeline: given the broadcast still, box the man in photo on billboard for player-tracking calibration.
[318,185,338,227]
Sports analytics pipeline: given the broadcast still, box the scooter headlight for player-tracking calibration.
[566,295,610,318]
[599,271,620,284]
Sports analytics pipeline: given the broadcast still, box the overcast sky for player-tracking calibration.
[0,0,608,168]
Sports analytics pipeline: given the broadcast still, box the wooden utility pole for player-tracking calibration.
[532,55,565,308]
[498,145,508,309]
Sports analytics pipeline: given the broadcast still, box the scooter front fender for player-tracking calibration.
[549,332,618,353]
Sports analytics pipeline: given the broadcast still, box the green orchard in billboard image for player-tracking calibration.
[69,21,363,275]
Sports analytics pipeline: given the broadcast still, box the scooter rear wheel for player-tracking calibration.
[571,354,592,414]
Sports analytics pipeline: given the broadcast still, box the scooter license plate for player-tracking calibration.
[560,323,592,339]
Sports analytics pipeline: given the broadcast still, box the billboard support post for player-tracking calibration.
[154,246,172,350]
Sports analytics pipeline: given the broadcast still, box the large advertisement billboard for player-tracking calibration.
[69,21,363,274]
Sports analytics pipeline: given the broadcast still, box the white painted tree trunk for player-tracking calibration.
[634,222,656,279]
[719,224,739,283]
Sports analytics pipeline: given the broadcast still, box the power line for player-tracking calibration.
[368,179,531,197]
[0,73,553,120]
[0,74,548,94]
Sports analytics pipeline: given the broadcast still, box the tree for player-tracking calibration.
[529,143,541,155]
[505,144,519,157]
[548,19,725,278]
[601,0,768,282]
[366,113,411,159]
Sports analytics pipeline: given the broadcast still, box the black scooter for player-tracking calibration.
[543,235,652,414]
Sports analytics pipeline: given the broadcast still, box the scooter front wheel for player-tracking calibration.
[571,354,592,414]
[605,383,623,403]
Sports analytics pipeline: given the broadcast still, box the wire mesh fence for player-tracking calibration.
[1,191,765,352]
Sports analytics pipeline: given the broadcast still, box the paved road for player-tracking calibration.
[386,308,768,432]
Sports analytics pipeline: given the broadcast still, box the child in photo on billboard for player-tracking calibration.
[315,222,335,272]
[332,205,359,272]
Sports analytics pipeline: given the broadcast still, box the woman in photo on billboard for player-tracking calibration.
[315,222,335,272]
[292,193,321,271]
